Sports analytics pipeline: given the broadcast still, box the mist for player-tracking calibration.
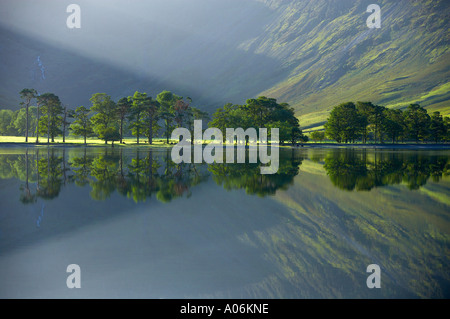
[0,0,284,109]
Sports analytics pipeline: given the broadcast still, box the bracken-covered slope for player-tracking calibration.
[250,0,449,129]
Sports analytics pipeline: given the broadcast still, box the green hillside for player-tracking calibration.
[248,0,450,129]
[0,0,448,128]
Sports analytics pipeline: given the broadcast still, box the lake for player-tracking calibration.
[0,146,448,298]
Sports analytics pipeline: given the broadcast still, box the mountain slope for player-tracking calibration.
[0,0,448,128]
[248,0,450,128]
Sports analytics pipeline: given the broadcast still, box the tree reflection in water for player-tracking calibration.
[208,148,304,197]
[0,148,448,203]
[323,149,449,191]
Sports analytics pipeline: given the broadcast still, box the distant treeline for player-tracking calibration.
[0,89,305,145]
[314,102,449,144]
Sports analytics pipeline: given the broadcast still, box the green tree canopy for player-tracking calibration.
[142,97,160,145]
[429,111,446,143]
[310,131,325,142]
[0,109,18,136]
[116,97,132,144]
[90,93,118,144]
[13,107,38,137]
[70,106,94,144]
[19,88,37,142]
[325,102,366,143]
[209,97,304,145]
[383,108,405,144]
[38,93,63,143]
[128,91,150,144]
[404,104,431,143]
[157,90,181,143]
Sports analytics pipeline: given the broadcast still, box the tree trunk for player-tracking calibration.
[137,113,140,145]
[47,116,50,144]
[149,117,153,145]
[26,103,29,143]
[36,105,40,144]
[374,125,377,144]
[62,107,66,143]
[47,110,52,144]
[166,122,170,144]
[120,118,123,144]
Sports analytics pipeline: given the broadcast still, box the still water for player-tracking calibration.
[0,147,448,298]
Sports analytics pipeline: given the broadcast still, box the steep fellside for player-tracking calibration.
[248,0,449,129]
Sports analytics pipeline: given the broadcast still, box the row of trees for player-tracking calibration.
[323,102,449,143]
[0,89,210,145]
[3,90,448,145]
[1,91,307,146]
[0,107,38,137]
[0,90,68,142]
[209,96,307,145]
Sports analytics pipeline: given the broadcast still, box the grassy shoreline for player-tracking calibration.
[1,135,449,149]
[0,141,449,150]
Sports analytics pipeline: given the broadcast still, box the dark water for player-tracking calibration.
[0,147,448,298]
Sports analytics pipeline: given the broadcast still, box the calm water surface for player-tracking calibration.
[0,147,448,298]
